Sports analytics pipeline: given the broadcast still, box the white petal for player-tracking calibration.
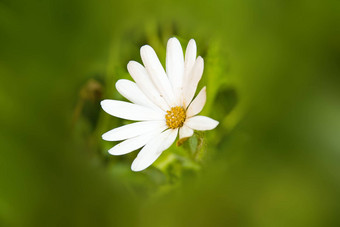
[115,79,162,111]
[179,125,194,139]
[184,39,197,78]
[131,128,178,172]
[186,86,206,117]
[102,121,166,141]
[140,45,176,106]
[180,39,197,105]
[184,56,204,107]
[101,100,164,121]
[127,61,169,111]
[166,37,184,104]
[108,127,166,155]
[185,115,219,131]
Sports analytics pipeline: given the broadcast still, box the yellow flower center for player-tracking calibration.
[165,106,186,129]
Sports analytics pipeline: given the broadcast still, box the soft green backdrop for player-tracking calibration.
[1,0,340,226]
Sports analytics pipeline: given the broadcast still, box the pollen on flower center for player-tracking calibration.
[165,106,186,129]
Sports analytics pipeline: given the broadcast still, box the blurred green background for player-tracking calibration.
[1,0,340,226]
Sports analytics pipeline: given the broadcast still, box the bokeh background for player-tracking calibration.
[1,0,340,226]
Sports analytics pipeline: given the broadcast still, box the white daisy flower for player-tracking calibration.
[101,37,219,172]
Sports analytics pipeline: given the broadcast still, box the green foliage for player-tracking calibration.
[1,0,340,226]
